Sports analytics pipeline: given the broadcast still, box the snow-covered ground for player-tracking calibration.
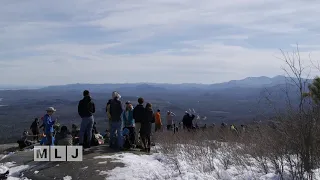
[93,142,320,180]
[94,153,281,180]
[1,143,320,180]
[0,162,30,180]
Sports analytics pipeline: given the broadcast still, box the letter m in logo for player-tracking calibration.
[34,146,50,161]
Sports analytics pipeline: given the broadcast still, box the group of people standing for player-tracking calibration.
[22,90,198,152]
[78,90,179,152]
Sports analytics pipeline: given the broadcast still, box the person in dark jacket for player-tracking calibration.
[140,103,155,153]
[133,97,145,148]
[78,90,95,148]
[182,111,195,131]
[55,126,73,145]
[30,118,40,141]
[109,91,124,150]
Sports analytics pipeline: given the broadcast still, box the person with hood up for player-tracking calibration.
[154,109,162,132]
[182,111,195,130]
[122,101,135,147]
[43,107,57,145]
[166,111,175,131]
[109,91,124,150]
[140,103,155,153]
[133,97,145,148]
[78,90,95,148]
[55,126,73,145]
[30,118,40,141]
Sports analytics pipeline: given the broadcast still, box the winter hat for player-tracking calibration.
[46,107,56,112]
[112,91,121,99]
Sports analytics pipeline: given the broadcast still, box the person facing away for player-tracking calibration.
[106,98,113,133]
[154,109,162,132]
[78,90,95,148]
[55,126,73,145]
[140,103,155,153]
[30,118,40,141]
[182,111,195,130]
[43,107,57,145]
[109,91,124,150]
[166,111,175,131]
[122,101,135,147]
[133,97,145,148]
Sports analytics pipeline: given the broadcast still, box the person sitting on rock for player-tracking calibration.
[71,124,80,137]
[17,130,33,149]
[55,126,73,146]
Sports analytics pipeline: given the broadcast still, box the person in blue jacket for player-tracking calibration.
[122,101,135,147]
[43,107,57,145]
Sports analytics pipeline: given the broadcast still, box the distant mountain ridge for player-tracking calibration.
[39,75,311,92]
[0,75,312,91]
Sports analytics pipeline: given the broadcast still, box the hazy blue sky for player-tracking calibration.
[1,0,320,85]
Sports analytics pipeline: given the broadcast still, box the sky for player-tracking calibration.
[1,0,320,86]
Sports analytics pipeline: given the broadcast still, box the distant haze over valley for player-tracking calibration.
[0,75,309,143]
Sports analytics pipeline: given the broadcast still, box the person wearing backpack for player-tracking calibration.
[109,91,124,150]
[78,90,95,149]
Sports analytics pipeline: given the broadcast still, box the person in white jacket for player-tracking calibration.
[166,111,176,131]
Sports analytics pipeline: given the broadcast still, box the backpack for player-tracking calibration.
[78,99,93,116]
[109,99,123,121]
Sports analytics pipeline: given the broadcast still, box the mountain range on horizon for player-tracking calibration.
[37,75,311,91]
[0,75,313,94]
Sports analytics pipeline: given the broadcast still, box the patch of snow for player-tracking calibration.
[99,171,108,175]
[0,154,7,161]
[81,166,88,170]
[0,165,9,174]
[34,171,39,174]
[0,162,30,180]
[56,164,60,166]
[95,153,176,179]
[98,161,108,164]
[63,175,72,180]
[94,152,287,180]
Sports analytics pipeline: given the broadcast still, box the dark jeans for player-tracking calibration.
[45,132,53,145]
[110,120,123,149]
[79,116,94,148]
[123,127,135,145]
